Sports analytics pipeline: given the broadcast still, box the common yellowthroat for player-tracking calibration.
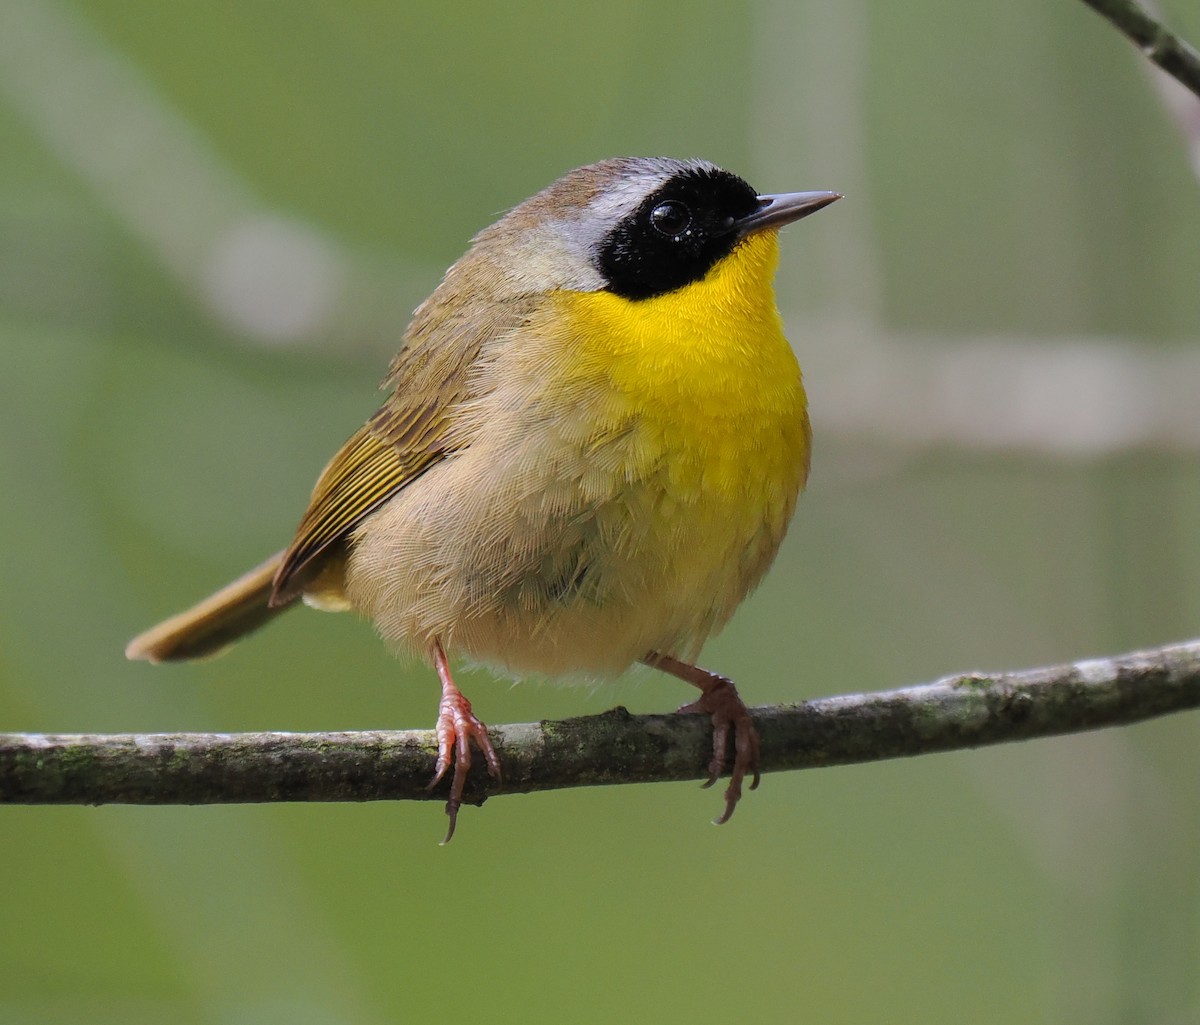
[127,157,839,840]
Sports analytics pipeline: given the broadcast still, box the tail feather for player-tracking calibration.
[126,551,293,663]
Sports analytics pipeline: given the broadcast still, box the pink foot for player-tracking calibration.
[645,653,761,824]
[428,643,501,843]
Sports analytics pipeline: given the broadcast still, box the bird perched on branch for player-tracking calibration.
[126,157,840,840]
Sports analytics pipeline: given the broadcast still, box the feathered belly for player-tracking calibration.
[346,376,808,679]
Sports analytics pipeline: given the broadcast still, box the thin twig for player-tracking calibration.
[2,639,1199,807]
[1079,0,1200,99]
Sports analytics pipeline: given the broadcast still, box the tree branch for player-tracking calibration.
[1079,0,1200,99]
[2,639,1199,807]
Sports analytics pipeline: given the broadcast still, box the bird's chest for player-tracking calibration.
[506,277,810,595]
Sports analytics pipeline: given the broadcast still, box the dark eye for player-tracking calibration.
[649,200,691,237]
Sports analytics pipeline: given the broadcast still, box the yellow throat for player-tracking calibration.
[560,229,810,501]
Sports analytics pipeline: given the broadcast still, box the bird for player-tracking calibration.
[126,157,840,841]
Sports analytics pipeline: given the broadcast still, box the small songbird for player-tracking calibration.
[126,158,839,840]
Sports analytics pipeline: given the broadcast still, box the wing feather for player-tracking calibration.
[268,284,535,606]
[269,419,446,604]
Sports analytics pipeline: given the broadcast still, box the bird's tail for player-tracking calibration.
[125,551,293,663]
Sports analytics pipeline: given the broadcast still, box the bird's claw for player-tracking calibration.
[428,648,501,844]
[678,675,760,824]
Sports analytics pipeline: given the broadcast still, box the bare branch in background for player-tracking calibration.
[1135,0,1200,180]
[3,639,1198,808]
[1079,0,1200,99]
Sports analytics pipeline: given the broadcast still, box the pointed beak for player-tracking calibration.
[734,190,841,238]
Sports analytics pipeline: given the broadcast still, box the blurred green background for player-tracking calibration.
[2,1,1200,1022]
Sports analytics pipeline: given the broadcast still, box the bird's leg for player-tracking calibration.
[427,640,501,844]
[642,652,761,824]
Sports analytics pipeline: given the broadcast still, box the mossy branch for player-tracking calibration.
[1079,0,1200,98]
[2,639,1199,807]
